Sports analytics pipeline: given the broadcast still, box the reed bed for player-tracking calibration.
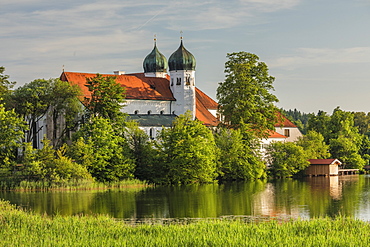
[0,178,149,192]
[0,200,369,246]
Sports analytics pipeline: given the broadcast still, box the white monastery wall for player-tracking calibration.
[123,100,172,115]
[275,127,302,142]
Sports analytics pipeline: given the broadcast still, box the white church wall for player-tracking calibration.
[123,99,172,115]
[275,127,302,142]
[139,126,162,139]
[169,70,196,118]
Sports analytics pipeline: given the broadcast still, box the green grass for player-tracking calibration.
[0,178,149,191]
[0,200,369,246]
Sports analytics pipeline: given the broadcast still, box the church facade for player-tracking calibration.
[59,39,218,139]
[35,38,301,149]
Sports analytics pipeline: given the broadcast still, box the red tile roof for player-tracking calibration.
[60,72,175,101]
[267,130,287,139]
[308,159,341,165]
[274,111,297,128]
[60,71,219,126]
[196,97,219,126]
[195,88,218,110]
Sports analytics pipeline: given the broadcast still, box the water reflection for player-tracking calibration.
[0,175,369,220]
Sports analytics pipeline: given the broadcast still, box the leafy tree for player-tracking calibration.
[49,80,82,147]
[216,52,279,138]
[21,140,92,182]
[0,67,15,99]
[330,136,365,169]
[8,78,82,148]
[353,112,370,136]
[296,131,330,159]
[307,107,366,169]
[0,101,27,168]
[157,111,218,184]
[84,74,126,120]
[124,121,159,182]
[72,116,135,182]
[307,110,331,143]
[266,141,310,178]
[282,108,311,134]
[215,128,266,180]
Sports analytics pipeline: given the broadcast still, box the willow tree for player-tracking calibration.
[216,52,279,138]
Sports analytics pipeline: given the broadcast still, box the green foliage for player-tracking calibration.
[8,78,82,147]
[0,102,27,167]
[307,107,367,169]
[353,112,370,136]
[215,128,266,180]
[20,140,92,182]
[296,130,330,159]
[307,110,331,142]
[266,142,310,177]
[282,108,311,134]
[330,136,366,169]
[0,67,16,99]
[84,74,126,120]
[124,121,159,182]
[72,116,135,182]
[216,51,279,138]
[157,111,218,184]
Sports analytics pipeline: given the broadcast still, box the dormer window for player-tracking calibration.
[284,129,290,137]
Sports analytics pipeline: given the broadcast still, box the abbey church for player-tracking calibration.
[59,39,219,139]
[36,38,301,148]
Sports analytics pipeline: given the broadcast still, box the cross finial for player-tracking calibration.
[62,65,65,72]
[180,31,183,40]
[154,34,157,43]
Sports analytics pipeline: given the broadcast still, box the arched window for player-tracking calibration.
[176,77,181,85]
[171,78,174,86]
[160,110,164,115]
[149,128,154,139]
[185,74,191,85]
[134,110,139,114]
[147,110,151,115]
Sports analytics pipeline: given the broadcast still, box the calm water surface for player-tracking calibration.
[1,175,370,220]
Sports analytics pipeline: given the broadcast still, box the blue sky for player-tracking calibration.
[1,0,370,113]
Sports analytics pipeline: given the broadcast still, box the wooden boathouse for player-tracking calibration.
[305,159,342,176]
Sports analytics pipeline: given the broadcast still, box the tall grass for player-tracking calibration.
[0,199,369,246]
[0,178,149,191]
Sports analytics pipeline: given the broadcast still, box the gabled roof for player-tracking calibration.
[308,159,342,165]
[274,111,297,128]
[60,72,175,101]
[128,114,176,127]
[196,98,219,126]
[195,88,218,110]
[267,130,287,139]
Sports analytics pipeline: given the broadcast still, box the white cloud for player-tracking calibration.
[271,47,370,70]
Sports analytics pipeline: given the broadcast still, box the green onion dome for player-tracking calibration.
[143,43,168,73]
[168,40,196,71]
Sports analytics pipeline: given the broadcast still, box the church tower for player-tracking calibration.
[168,38,196,119]
[143,38,168,78]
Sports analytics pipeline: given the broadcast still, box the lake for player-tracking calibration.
[1,175,370,221]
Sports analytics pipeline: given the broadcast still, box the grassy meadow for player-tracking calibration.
[0,199,369,246]
[0,178,149,192]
